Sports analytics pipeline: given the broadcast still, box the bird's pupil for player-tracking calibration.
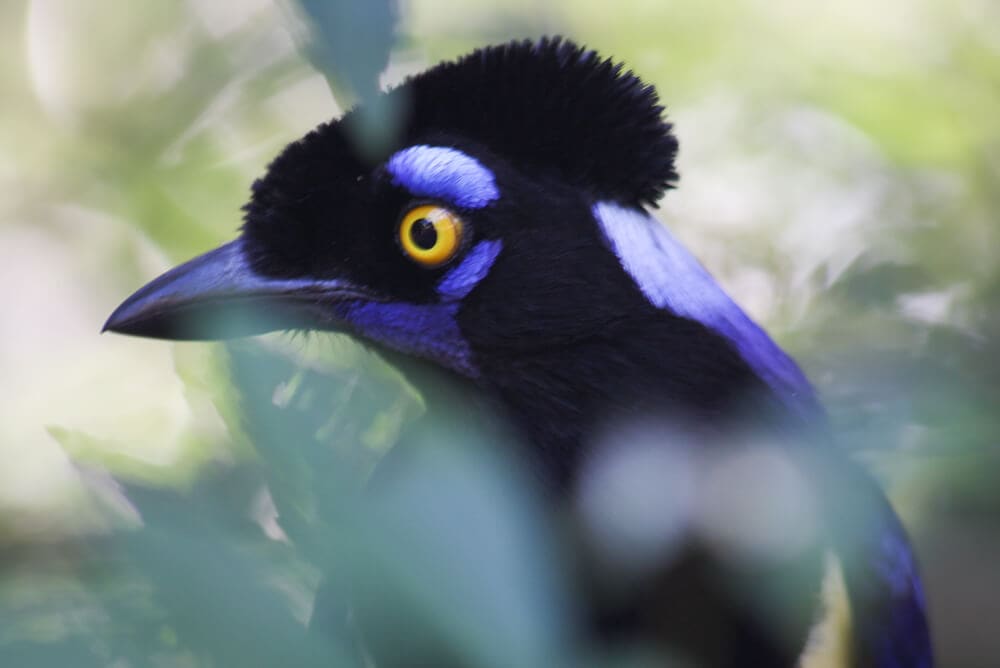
[410,219,438,250]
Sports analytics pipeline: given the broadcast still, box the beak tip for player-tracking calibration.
[102,298,143,336]
[101,311,118,335]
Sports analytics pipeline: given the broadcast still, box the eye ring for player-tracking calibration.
[398,205,464,268]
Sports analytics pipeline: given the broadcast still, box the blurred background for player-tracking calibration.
[1,0,998,665]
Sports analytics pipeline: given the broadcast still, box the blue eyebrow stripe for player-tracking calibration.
[387,145,499,209]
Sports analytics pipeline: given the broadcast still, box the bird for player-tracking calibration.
[104,37,932,667]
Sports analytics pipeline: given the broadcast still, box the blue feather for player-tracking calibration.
[387,145,499,209]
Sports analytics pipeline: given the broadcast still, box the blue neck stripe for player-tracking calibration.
[593,201,816,411]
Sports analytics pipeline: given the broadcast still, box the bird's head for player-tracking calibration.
[105,38,683,380]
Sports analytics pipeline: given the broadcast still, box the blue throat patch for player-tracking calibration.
[593,202,816,411]
[338,240,503,377]
[387,145,500,209]
[340,300,475,375]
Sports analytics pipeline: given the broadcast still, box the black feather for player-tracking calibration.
[378,36,679,208]
[244,37,677,254]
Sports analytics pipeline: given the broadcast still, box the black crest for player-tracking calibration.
[380,37,679,207]
[249,37,679,225]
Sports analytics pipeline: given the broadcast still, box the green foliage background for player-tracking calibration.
[0,0,997,665]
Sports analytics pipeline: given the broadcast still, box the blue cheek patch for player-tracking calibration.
[339,301,476,377]
[437,240,502,300]
[594,201,816,413]
[387,145,499,209]
[337,241,503,377]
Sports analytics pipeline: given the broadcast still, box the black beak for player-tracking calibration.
[103,240,375,340]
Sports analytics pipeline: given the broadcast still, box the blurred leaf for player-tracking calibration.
[291,0,402,156]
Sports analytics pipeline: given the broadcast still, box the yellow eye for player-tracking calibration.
[398,205,464,267]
